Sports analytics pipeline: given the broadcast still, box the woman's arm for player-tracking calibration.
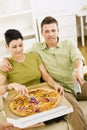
[0,74,28,96]
[0,74,7,95]
[39,64,64,95]
[7,83,28,96]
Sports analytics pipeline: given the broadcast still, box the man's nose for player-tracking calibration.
[49,31,53,35]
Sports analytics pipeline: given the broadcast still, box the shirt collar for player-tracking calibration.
[41,41,62,50]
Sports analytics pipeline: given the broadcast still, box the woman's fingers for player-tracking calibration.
[17,86,29,96]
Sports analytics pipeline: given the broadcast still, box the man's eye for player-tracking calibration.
[45,30,49,33]
[52,30,56,32]
[12,46,16,48]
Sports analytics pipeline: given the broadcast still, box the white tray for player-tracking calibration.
[6,105,73,128]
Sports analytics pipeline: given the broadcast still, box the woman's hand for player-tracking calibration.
[8,83,29,96]
[53,83,64,95]
[0,121,21,130]
[0,58,12,72]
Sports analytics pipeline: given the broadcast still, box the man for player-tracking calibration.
[0,16,87,130]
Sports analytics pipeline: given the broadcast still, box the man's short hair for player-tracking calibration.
[41,16,58,29]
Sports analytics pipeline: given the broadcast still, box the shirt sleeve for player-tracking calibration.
[33,52,43,66]
[67,41,84,63]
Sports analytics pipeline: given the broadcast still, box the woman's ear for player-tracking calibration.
[41,30,43,35]
[5,43,9,49]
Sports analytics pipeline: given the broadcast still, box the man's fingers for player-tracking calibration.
[60,88,64,95]
[6,63,12,70]
[1,64,12,72]
[2,66,11,72]
[7,62,12,69]
[55,87,64,95]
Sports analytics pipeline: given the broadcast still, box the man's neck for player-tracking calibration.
[45,37,59,48]
[46,43,58,49]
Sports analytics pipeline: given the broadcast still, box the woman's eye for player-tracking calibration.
[19,44,23,47]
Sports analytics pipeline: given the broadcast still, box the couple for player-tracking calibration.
[0,16,87,130]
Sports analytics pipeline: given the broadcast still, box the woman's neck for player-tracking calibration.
[12,54,25,63]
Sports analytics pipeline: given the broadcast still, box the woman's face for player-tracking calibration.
[6,39,23,58]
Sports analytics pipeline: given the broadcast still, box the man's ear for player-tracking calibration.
[41,30,43,35]
[5,43,9,49]
[57,28,59,33]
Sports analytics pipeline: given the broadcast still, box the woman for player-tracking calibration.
[0,29,64,130]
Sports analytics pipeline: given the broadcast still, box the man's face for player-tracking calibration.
[41,23,59,47]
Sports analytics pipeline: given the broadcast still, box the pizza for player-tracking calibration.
[9,88,60,117]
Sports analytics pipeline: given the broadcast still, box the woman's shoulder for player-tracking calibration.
[26,52,42,64]
[26,52,40,59]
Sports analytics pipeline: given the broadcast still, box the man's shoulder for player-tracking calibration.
[60,40,75,48]
[60,40,73,45]
[32,42,44,51]
[32,42,42,47]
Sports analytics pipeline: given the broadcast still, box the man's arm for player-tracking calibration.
[73,59,84,85]
[39,63,64,95]
[0,58,12,72]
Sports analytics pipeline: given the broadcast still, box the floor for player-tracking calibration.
[78,36,87,65]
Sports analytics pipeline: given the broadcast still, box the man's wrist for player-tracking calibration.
[74,68,82,72]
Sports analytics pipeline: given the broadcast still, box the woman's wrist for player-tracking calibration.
[4,85,8,91]
[7,83,15,90]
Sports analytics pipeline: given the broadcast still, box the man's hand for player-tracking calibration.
[73,68,84,85]
[54,83,64,95]
[0,58,12,72]
[73,59,84,85]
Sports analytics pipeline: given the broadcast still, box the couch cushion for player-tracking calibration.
[79,101,87,123]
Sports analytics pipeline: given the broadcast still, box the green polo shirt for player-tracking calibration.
[31,40,84,93]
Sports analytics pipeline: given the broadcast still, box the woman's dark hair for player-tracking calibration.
[4,29,23,45]
[41,16,58,31]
